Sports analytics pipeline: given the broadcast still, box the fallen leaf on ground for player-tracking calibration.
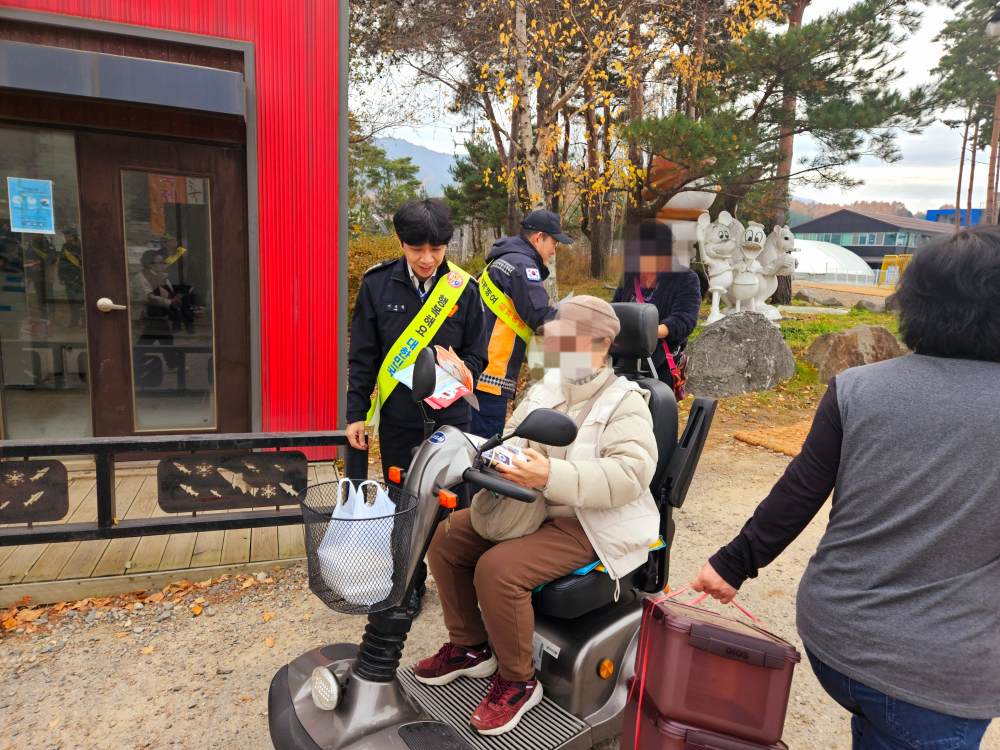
[241,696,251,701]
[263,612,275,622]
[16,608,42,622]
[142,645,155,654]
[191,605,203,616]
[241,580,255,589]
[194,597,205,604]
[146,592,164,604]
[49,718,59,727]
[24,624,36,634]
[16,595,31,606]
[265,578,275,584]
[265,637,274,648]
[302,614,310,621]
[116,632,129,638]
[197,579,213,588]
[3,618,16,631]
[273,566,281,572]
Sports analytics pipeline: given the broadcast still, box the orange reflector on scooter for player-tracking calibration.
[388,466,402,483]
[598,659,614,679]
[439,490,458,509]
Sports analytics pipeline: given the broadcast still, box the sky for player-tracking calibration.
[375,0,982,214]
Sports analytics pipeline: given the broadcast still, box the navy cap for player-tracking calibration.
[521,210,574,245]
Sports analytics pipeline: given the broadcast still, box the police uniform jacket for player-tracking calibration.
[347,256,489,428]
[476,236,556,401]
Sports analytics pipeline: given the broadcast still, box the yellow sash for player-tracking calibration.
[366,265,472,431]
[478,264,532,344]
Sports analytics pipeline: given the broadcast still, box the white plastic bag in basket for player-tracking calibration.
[316,479,396,606]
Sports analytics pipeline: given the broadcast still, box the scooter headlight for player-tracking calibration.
[311,666,341,710]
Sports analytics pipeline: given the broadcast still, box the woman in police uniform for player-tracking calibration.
[346,199,489,613]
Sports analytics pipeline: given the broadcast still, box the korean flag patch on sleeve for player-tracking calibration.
[526,267,541,281]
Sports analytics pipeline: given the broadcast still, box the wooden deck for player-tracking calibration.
[0,462,339,606]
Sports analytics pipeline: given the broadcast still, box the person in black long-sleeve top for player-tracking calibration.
[612,219,703,385]
[346,198,489,616]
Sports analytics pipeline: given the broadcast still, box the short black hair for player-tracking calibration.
[520,228,549,242]
[393,198,454,247]
[896,225,1000,363]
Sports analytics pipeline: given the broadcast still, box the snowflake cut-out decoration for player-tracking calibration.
[5,471,24,486]
[195,463,214,477]
[261,485,277,499]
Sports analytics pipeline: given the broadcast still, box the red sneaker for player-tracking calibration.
[469,673,543,736]
[413,642,497,686]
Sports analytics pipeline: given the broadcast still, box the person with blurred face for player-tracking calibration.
[612,220,702,396]
[418,296,659,737]
[345,198,490,616]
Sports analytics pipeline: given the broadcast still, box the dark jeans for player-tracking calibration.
[379,420,472,599]
[469,392,509,439]
[806,650,991,750]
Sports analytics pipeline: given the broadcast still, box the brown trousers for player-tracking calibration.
[426,508,597,682]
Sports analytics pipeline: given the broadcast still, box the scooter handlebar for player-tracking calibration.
[462,468,538,503]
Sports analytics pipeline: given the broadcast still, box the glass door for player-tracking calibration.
[123,171,217,430]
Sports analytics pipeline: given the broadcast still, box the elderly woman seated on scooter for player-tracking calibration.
[416,295,660,736]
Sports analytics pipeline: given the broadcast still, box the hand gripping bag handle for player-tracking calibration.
[628,586,759,750]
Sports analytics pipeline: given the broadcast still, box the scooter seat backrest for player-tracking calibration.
[608,303,678,505]
[609,303,658,360]
[630,375,678,504]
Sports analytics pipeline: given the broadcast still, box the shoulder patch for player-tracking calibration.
[492,258,515,276]
[363,260,394,276]
[526,267,541,281]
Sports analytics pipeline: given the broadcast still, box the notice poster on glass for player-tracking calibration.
[6,177,55,234]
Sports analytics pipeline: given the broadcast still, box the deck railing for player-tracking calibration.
[0,432,369,547]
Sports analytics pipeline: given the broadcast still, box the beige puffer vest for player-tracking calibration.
[520,373,660,585]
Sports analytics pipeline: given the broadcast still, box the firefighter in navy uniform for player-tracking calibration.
[346,198,489,617]
[470,210,573,439]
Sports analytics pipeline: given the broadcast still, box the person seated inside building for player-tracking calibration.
[612,219,702,396]
[415,295,660,736]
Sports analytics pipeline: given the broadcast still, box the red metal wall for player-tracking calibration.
[3,0,343,440]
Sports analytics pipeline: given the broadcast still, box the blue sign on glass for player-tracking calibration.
[7,177,55,234]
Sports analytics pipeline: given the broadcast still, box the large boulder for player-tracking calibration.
[854,299,885,313]
[805,324,905,383]
[885,292,900,314]
[794,288,823,304]
[686,312,796,398]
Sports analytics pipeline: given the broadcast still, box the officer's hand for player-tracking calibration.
[346,421,368,450]
[691,561,738,604]
[496,447,550,488]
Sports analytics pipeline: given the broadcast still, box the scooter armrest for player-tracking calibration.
[462,468,538,503]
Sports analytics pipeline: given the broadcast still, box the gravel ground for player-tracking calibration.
[2,442,996,750]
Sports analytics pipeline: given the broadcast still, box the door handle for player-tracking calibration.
[96,297,127,312]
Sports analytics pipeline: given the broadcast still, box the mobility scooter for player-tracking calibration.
[269,303,717,750]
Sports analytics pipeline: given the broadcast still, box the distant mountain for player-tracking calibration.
[376,138,456,197]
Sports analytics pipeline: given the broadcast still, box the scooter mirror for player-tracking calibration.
[410,348,437,402]
[514,408,578,447]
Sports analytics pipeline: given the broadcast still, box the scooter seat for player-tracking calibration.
[532,566,645,620]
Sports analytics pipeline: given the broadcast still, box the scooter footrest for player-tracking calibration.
[399,667,589,750]
[399,722,473,750]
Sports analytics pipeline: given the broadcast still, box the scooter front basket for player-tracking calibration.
[300,481,418,615]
